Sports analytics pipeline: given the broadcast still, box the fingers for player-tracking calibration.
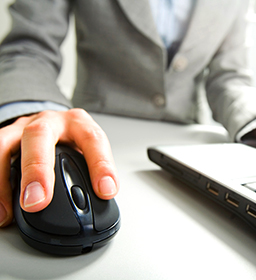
[0,148,13,227]
[0,109,119,226]
[0,117,29,226]
[20,109,119,212]
[65,109,119,200]
[19,112,64,212]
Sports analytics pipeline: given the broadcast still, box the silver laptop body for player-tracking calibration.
[148,143,256,231]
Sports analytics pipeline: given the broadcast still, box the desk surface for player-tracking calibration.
[1,113,256,280]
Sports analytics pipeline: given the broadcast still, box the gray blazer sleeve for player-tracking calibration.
[0,0,73,110]
[205,0,256,140]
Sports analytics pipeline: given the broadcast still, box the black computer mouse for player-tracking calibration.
[11,145,120,256]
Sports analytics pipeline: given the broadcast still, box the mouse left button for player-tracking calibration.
[22,158,81,236]
[22,189,81,236]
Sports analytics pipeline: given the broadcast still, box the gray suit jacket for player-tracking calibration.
[0,0,255,140]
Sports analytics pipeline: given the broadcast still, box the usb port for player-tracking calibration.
[225,193,239,208]
[206,183,219,196]
[246,205,256,219]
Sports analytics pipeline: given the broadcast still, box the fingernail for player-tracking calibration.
[24,181,46,208]
[0,203,8,227]
[98,176,117,196]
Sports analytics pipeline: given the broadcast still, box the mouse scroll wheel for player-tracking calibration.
[71,185,86,210]
[61,155,89,211]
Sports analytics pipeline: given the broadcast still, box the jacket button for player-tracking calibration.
[173,55,188,72]
[153,94,166,107]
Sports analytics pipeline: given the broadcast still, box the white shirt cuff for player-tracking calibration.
[0,101,69,124]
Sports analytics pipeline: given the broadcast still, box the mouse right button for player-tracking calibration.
[90,196,120,232]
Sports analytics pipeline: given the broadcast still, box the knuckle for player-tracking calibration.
[66,108,107,141]
[0,130,17,155]
[36,110,56,119]
[23,119,52,137]
[22,161,48,173]
[0,136,8,151]
[84,126,106,142]
[91,158,113,171]
[67,108,90,120]
[14,114,34,124]
[22,159,53,183]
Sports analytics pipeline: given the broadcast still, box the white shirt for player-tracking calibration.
[148,0,194,47]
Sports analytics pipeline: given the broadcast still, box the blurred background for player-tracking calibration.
[0,0,256,101]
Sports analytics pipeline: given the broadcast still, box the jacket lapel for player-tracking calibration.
[116,0,164,47]
[179,0,233,52]
[116,0,235,58]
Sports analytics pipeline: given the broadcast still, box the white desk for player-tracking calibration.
[1,113,256,280]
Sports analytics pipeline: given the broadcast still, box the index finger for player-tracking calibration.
[20,111,63,212]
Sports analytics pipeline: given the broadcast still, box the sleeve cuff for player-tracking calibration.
[235,119,256,142]
[0,101,70,124]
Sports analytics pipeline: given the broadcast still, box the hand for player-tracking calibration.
[0,109,119,227]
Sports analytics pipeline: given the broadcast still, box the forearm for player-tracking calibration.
[205,0,256,141]
[0,0,73,107]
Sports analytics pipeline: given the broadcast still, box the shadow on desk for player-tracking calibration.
[136,169,256,266]
[0,224,112,280]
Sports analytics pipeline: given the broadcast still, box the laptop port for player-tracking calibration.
[225,193,239,208]
[246,205,256,219]
[206,183,219,196]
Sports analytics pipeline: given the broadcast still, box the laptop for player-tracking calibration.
[147,143,256,231]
